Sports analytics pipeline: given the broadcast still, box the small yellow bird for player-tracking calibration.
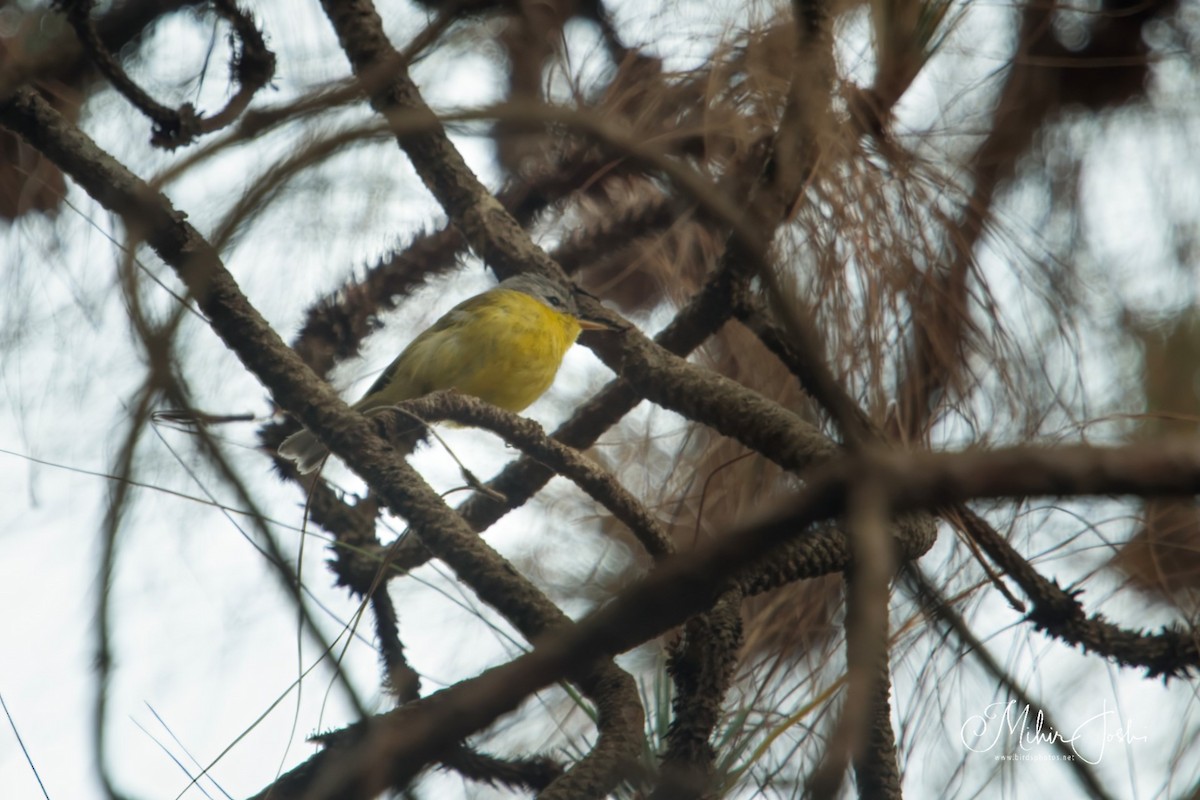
[278,273,609,473]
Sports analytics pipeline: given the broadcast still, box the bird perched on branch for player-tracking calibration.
[278,273,611,474]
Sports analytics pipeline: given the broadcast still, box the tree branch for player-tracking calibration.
[0,85,643,800]
[237,438,1200,799]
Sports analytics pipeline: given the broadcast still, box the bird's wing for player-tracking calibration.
[355,292,498,406]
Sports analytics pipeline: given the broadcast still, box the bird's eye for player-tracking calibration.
[547,295,565,308]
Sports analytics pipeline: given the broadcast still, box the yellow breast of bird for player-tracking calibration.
[356,288,582,414]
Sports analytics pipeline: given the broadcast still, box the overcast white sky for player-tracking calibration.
[3,1,1200,798]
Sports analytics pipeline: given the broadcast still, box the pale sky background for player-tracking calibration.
[2,0,1200,798]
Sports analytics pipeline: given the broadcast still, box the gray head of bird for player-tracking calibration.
[498,273,612,331]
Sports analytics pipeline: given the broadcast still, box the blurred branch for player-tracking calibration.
[0,0,201,102]
[806,484,898,799]
[652,588,744,800]
[889,0,1179,442]
[0,0,202,217]
[902,566,1118,800]
[237,437,1200,798]
[0,85,643,800]
[732,290,876,447]
[315,0,848,596]
[148,8,461,189]
[438,746,564,793]
[845,490,902,800]
[851,0,961,138]
[157,385,371,715]
[94,380,156,800]
[60,0,276,148]
[210,120,392,252]
[773,0,832,205]
[274,146,655,389]
[9,0,1195,795]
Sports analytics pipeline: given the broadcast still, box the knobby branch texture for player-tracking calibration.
[4,0,1198,797]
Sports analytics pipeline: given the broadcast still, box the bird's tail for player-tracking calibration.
[277,428,329,475]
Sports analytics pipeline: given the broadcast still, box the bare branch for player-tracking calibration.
[0,86,643,800]
[60,0,276,148]
[235,438,1200,799]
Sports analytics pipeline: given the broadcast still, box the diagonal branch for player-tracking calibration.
[385,262,747,575]
[60,0,276,148]
[316,0,847,497]
[379,392,675,560]
[952,507,1200,679]
[243,439,1200,799]
[0,85,643,800]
